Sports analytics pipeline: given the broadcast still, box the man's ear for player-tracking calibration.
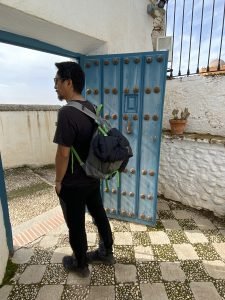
[66,79,73,88]
[67,79,73,88]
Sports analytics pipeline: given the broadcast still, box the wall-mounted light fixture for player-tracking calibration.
[157,0,168,9]
[147,0,168,18]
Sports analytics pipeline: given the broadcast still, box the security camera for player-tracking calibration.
[157,0,168,9]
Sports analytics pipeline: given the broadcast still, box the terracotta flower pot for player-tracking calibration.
[169,119,187,135]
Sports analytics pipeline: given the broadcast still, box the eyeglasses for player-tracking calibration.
[54,77,66,84]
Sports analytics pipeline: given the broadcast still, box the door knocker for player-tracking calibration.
[126,120,132,134]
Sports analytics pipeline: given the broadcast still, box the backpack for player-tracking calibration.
[67,101,133,182]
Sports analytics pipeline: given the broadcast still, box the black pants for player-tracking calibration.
[59,184,113,268]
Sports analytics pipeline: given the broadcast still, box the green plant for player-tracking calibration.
[171,108,190,120]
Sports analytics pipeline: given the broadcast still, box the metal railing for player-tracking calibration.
[166,0,225,77]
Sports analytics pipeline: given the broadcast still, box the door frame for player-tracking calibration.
[0,30,82,60]
[0,30,83,252]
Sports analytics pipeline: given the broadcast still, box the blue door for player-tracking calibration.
[82,51,168,226]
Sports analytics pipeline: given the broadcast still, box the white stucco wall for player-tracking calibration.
[163,75,225,136]
[158,75,225,216]
[0,200,8,284]
[0,0,153,54]
[159,136,225,217]
[0,106,58,168]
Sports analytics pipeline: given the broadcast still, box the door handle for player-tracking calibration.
[126,120,132,134]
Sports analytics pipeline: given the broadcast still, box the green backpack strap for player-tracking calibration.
[116,171,120,188]
[104,171,120,191]
[98,126,108,136]
[70,146,84,173]
[105,179,109,191]
[96,104,103,117]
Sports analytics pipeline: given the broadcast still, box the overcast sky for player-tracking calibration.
[0,44,70,105]
[0,0,224,105]
[166,0,225,75]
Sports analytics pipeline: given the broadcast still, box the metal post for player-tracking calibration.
[207,0,216,72]
[170,0,176,78]
[178,0,186,76]
[0,153,13,256]
[218,1,225,71]
[196,0,205,74]
[187,0,195,76]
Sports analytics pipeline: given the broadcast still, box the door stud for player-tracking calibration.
[145,88,151,94]
[154,86,160,93]
[144,114,150,121]
[112,88,118,95]
[133,87,139,93]
[157,56,163,62]
[112,58,119,65]
[104,114,110,120]
[134,57,140,64]
[85,63,91,68]
[152,114,159,121]
[112,114,118,120]
[146,57,153,63]
[130,168,135,174]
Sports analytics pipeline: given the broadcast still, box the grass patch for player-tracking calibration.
[0,259,18,287]
[31,164,55,171]
[8,182,52,200]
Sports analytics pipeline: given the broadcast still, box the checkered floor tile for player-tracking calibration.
[2,198,225,300]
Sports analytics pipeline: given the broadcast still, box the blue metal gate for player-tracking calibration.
[82,51,168,226]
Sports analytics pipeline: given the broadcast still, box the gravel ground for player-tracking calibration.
[5,167,42,193]
[4,166,59,227]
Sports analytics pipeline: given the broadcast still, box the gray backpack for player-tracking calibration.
[67,101,133,181]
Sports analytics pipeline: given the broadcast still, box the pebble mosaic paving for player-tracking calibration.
[1,198,225,299]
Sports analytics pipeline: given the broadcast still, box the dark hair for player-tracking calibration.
[55,61,85,93]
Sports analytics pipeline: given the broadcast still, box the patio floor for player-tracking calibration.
[1,167,225,299]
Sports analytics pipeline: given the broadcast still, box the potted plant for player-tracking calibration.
[169,107,190,135]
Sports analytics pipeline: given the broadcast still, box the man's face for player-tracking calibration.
[54,73,67,101]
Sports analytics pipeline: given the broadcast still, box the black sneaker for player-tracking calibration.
[87,249,116,265]
[62,256,90,278]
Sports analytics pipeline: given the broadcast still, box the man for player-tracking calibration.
[53,61,114,278]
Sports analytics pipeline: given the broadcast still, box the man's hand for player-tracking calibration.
[55,181,62,195]
[55,144,70,196]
